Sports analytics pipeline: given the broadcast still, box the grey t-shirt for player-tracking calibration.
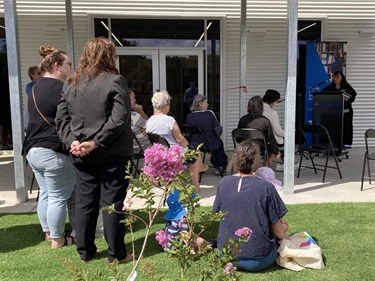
[213,175,287,258]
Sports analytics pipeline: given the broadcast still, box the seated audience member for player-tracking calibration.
[129,89,151,152]
[146,91,208,192]
[254,166,283,191]
[186,94,226,175]
[262,89,284,171]
[238,95,280,166]
[213,140,289,272]
[158,189,210,253]
[262,89,284,146]
[262,90,302,171]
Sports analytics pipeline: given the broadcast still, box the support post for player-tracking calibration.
[239,0,247,117]
[65,0,75,68]
[4,0,27,202]
[283,0,298,194]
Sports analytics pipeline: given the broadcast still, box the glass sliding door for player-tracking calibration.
[95,17,221,125]
[117,49,159,118]
[117,49,204,127]
[159,50,204,126]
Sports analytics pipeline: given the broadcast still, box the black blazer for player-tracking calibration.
[56,73,133,157]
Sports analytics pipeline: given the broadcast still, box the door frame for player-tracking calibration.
[159,49,204,94]
[116,48,204,95]
[116,48,160,93]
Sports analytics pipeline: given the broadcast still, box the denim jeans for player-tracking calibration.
[232,242,278,272]
[26,147,75,239]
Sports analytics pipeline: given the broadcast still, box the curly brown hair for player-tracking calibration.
[67,37,118,92]
[232,140,260,174]
[38,46,67,74]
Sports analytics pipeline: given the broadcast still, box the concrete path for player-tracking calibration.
[1,147,374,213]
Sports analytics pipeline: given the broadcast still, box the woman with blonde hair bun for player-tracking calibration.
[23,45,75,249]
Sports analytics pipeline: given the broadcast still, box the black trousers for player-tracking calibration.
[70,151,131,262]
[343,109,353,146]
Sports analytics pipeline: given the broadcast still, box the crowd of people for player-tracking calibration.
[20,36,355,271]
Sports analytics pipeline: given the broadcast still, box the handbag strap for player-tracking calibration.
[31,86,55,128]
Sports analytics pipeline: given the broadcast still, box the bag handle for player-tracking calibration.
[31,86,56,128]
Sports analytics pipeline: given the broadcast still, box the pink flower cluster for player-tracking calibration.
[155,230,173,248]
[234,227,252,241]
[223,262,237,275]
[143,144,186,183]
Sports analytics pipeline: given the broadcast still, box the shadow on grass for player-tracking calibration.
[123,208,220,259]
[0,213,42,253]
[0,209,220,262]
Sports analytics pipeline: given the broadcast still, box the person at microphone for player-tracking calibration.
[316,80,330,87]
[322,71,357,148]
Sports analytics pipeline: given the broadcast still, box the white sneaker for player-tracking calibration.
[275,163,305,172]
[275,163,284,172]
[294,163,306,170]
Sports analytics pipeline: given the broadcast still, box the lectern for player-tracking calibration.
[312,91,349,157]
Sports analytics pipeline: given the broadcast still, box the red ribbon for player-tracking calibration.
[222,86,247,92]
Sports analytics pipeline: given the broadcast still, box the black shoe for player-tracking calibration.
[209,239,217,249]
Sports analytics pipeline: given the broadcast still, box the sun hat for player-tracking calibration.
[164,190,196,221]
[254,166,283,191]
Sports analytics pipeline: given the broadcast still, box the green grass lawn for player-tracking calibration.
[0,202,374,281]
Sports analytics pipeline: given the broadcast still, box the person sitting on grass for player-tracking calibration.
[156,189,210,254]
[213,140,289,272]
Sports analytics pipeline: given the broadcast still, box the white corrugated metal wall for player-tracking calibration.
[0,0,374,148]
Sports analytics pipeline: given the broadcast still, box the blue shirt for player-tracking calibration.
[213,175,287,258]
[26,81,36,97]
[164,189,197,221]
[186,110,223,151]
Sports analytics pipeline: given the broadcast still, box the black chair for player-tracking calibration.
[29,169,36,194]
[183,124,224,179]
[361,128,375,191]
[146,132,171,205]
[147,132,170,148]
[297,124,342,183]
[131,132,146,177]
[26,161,40,201]
[231,128,270,166]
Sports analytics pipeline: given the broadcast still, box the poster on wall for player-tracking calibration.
[304,42,348,125]
[317,42,347,77]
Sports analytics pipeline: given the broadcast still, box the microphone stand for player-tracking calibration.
[296,85,318,160]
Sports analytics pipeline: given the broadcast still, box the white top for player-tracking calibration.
[263,103,284,145]
[146,114,178,145]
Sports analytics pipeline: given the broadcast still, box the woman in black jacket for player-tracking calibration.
[237,95,280,166]
[56,38,133,264]
[323,71,357,146]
